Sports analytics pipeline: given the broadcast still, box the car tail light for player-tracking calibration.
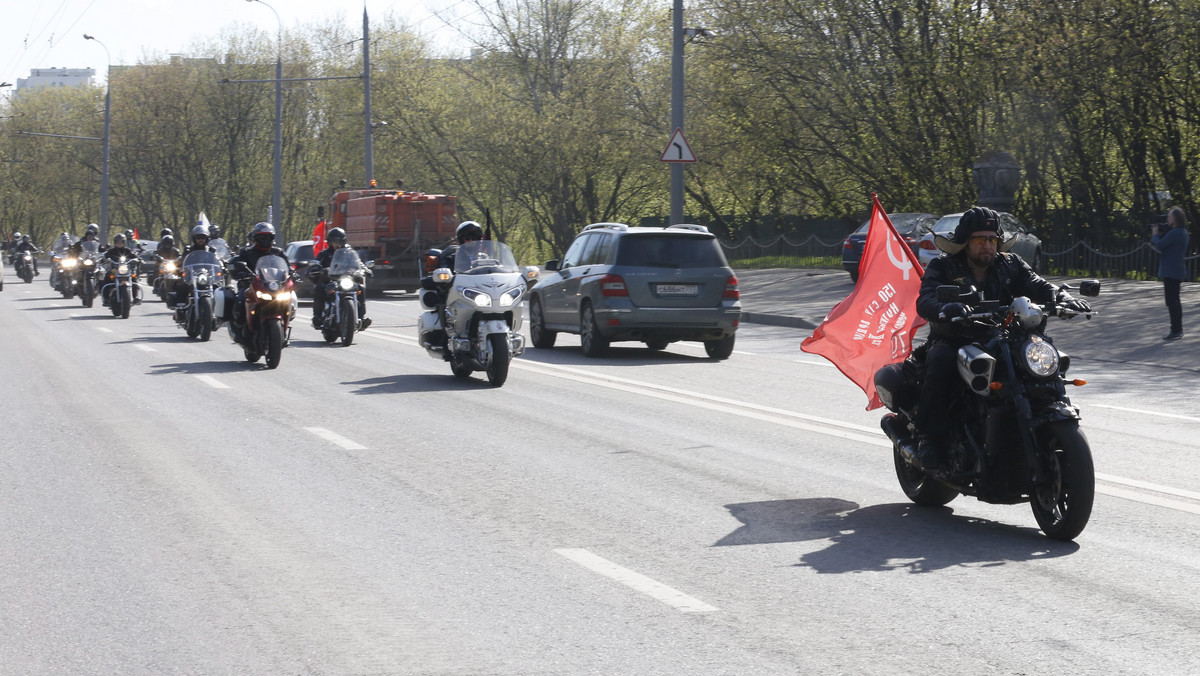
[724,275,739,299]
[600,274,628,297]
[842,239,853,249]
[919,240,936,250]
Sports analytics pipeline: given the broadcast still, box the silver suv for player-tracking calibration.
[528,223,741,359]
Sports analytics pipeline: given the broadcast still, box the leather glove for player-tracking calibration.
[941,302,968,319]
[1063,296,1091,313]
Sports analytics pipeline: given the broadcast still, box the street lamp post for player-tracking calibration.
[670,0,684,225]
[83,34,113,244]
[246,0,283,229]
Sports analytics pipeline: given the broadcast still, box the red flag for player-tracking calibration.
[801,195,926,410]
[312,219,327,256]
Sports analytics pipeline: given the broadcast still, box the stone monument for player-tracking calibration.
[972,150,1022,213]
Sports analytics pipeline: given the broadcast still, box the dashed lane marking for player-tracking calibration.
[303,427,366,450]
[136,344,157,352]
[194,375,229,389]
[555,548,718,613]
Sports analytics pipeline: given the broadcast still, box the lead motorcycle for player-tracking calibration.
[308,247,372,346]
[13,249,37,283]
[229,254,295,369]
[74,241,103,307]
[418,240,532,387]
[874,280,1101,541]
[174,250,224,341]
[100,254,141,319]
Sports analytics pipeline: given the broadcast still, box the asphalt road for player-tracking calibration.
[2,273,1199,675]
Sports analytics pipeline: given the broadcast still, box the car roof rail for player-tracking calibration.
[666,223,710,233]
[583,222,628,232]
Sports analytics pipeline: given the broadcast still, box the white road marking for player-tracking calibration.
[194,375,229,389]
[304,427,366,450]
[95,326,113,333]
[1092,403,1200,423]
[555,548,717,613]
[794,358,836,368]
[135,344,157,352]
[1096,473,1200,502]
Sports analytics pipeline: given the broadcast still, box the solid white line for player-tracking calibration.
[194,375,229,389]
[1092,403,1200,423]
[554,548,717,613]
[135,344,157,352]
[304,426,366,450]
[794,358,836,368]
[1096,484,1200,516]
[1097,473,1200,502]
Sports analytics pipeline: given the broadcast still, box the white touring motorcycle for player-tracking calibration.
[418,240,532,387]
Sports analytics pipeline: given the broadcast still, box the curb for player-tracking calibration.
[741,312,817,330]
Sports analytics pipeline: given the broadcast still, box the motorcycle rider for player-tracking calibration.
[911,206,1091,470]
[69,224,107,255]
[101,232,143,305]
[13,234,41,276]
[208,223,230,257]
[229,222,292,337]
[420,221,484,308]
[155,228,177,256]
[310,226,372,330]
[50,231,74,289]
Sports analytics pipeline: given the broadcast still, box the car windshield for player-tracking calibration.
[853,214,934,237]
[454,240,520,274]
[931,214,963,234]
[255,254,290,284]
[328,247,363,276]
[615,234,727,268]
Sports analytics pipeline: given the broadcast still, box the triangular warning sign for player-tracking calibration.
[659,128,697,163]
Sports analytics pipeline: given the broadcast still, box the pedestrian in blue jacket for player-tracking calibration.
[1151,206,1190,340]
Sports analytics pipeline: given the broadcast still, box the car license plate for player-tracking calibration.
[656,284,698,296]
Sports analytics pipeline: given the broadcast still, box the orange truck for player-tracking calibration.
[322,186,459,292]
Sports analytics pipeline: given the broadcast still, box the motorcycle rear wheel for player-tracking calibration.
[339,297,357,347]
[486,333,510,387]
[1031,422,1095,541]
[265,318,284,369]
[893,443,959,507]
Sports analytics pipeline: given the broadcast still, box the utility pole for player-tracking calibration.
[84,35,113,243]
[670,0,684,225]
[363,7,373,185]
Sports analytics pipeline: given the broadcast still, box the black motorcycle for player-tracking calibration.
[308,248,371,346]
[100,255,141,319]
[173,250,224,341]
[874,280,1101,541]
[13,250,37,283]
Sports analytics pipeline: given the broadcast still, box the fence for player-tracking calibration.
[721,234,1200,281]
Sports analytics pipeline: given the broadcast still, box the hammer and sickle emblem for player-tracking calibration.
[884,235,915,281]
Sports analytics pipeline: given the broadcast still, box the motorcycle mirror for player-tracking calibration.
[523,265,540,281]
[433,267,453,283]
[1078,279,1101,297]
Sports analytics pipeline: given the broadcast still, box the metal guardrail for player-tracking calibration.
[721,234,1200,281]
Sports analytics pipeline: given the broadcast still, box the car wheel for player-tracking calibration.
[849,270,859,283]
[704,334,736,360]
[530,297,557,349]
[580,303,609,357]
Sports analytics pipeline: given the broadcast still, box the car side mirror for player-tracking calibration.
[544,259,560,272]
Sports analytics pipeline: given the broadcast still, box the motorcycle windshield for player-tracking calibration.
[80,241,101,258]
[211,240,232,261]
[328,248,363,277]
[255,254,290,285]
[183,251,222,282]
[453,240,520,275]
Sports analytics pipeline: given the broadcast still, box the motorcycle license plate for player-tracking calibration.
[656,284,698,296]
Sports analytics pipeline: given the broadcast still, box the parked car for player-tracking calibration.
[528,223,741,359]
[841,213,938,282]
[916,212,1043,272]
[284,240,317,297]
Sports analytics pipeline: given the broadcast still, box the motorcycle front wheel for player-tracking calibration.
[82,278,94,307]
[893,442,959,507]
[119,286,132,319]
[485,333,510,387]
[198,297,213,342]
[1031,421,1095,541]
[339,297,357,347]
[265,317,284,369]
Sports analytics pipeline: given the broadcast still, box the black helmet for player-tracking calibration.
[85,223,99,237]
[326,227,347,247]
[456,220,483,244]
[953,206,1003,243]
[161,234,175,248]
[160,227,172,238]
[113,233,127,247]
[209,223,222,239]
[191,224,210,244]
[251,222,275,249]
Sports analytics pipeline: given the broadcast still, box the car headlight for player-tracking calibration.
[1022,335,1060,377]
[462,288,492,308]
[338,275,356,291]
[498,287,523,307]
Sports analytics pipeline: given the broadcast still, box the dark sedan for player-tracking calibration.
[841,213,938,282]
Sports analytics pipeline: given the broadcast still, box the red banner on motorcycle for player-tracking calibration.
[801,195,926,409]
[312,219,327,256]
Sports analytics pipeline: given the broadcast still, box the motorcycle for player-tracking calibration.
[874,280,1102,541]
[100,255,141,319]
[173,250,224,341]
[54,251,83,298]
[75,241,103,308]
[418,240,530,387]
[229,254,295,369]
[153,256,181,304]
[309,247,372,346]
[14,250,36,283]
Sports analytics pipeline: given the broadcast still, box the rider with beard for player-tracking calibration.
[911,206,1091,471]
[102,233,143,304]
[229,222,291,336]
[310,226,372,331]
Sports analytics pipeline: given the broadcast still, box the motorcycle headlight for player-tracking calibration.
[498,287,523,307]
[462,288,492,308]
[164,261,177,272]
[1022,335,1060,377]
[338,275,356,291]
[117,264,130,275]
[196,273,210,286]
[62,258,78,269]
[83,259,95,267]
[275,291,294,302]
[256,290,274,300]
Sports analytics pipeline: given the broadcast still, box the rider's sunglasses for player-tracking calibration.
[970,235,1001,245]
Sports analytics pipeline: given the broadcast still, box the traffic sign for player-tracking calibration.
[660,128,697,163]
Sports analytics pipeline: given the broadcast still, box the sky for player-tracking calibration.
[1,0,469,89]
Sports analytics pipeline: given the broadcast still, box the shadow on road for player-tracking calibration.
[148,360,249,375]
[342,373,497,394]
[521,345,710,367]
[716,498,1078,573]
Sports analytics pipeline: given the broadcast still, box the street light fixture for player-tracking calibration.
[245,0,284,228]
[83,34,113,244]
